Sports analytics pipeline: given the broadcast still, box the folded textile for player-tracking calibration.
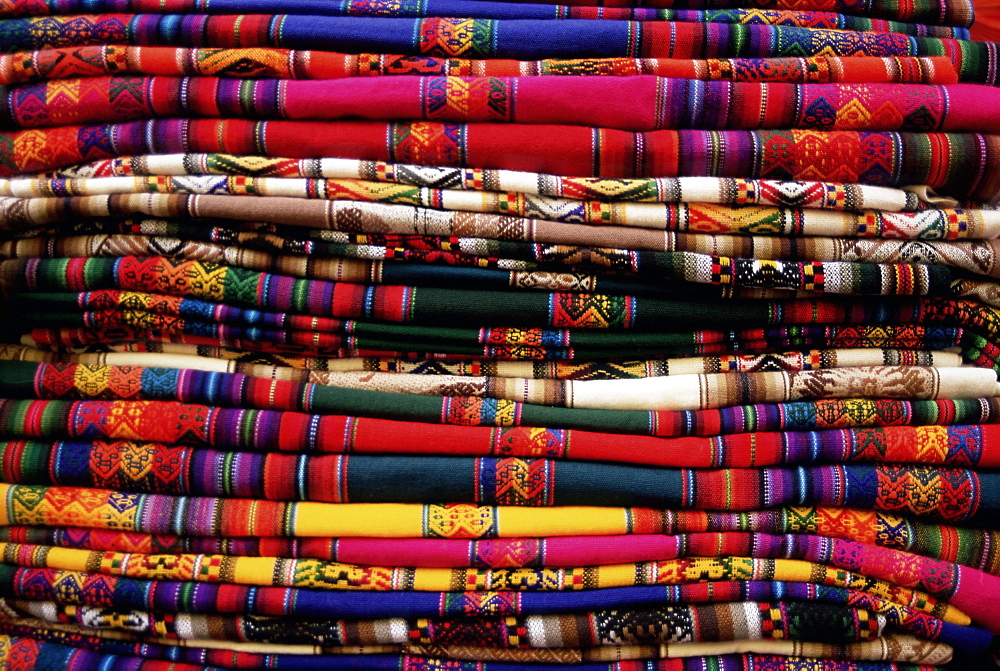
[1,441,997,522]
[9,194,997,240]
[2,502,994,574]
[404,637,955,664]
[10,357,998,412]
[0,48,965,85]
[8,360,1000,416]
[299,366,999,409]
[0,599,891,647]
[9,394,1000,456]
[0,0,972,37]
[0,342,964,378]
[0,621,958,665]
[0,564,959,619]
[20,324,973,361]
[11,226,1000,287]
[3,523,997,577]
[24,301,996,353]
[10,262,1000,342]
[0,577,980,658]
[4,122,999,197]
[0,528,992,621]
[460,0,977,27]
[0,534,989,633]
[14,0,972,27]
[0,176,951,223]
[1,16,993,84]
[0,529,979,578]
[2,248,960,298]
[5,76,997,132]
[31,155,946,211]
[0,635,953,671]
[228,363,995,406]
[1,0,997,665]
[8,397,1000,472]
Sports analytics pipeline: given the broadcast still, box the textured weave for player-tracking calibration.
[3,523,998,577]
[0,342,964,379]
[2,123,999,200]
[0,532,990,636]
[0,571,982,658]
[0,527,993,622]
[0,636,948,671]
[0,627,947,665]
[0,535,973,622]
[9,226,1000,287]
[9,262,1000,342]
[33,154,943,211]
[406,638,953,664]
[0,0,997,664]
[20,324,974,362]
[4,76,996,132]
[7,389,1000,445]
[8,0,973,27]
[0,16,992,83]
[0,47,964,85]
[4,194,995,241]
[0,502,993,574]
[9,360,1000,418]
[0,0,973,36]
[0,174,946,220]
[0,441,997,522]
[0,599,889,647]
[7,398,1000,470]
[8,361,1000,435]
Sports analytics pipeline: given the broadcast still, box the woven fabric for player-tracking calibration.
[0,627,949,665]
[16,323,975,362]
[9,360,1000,417]
[0,528,992,615]
[8,227,1000,287]
[0,535,969,619]
[0,16,993,82]
[0,532,991,640]
[5,194,997,242]
[7,261,1000,340]
[0,48,964,85]
[2,505,995,575]
[133,366,992,409]
[7,0,972,27]
[0,598,890,647]
[6,397,1000,469]
[4,76,996,132]
[0,0,973,37]
[0,628,955,665]
[3,123,1000,199]
[0,175,948,222]
[0,572,983,659]
[0,342,964,379]
[31,154,944,212]
[1,440,998,523]
[8,394,1000,457]
[0,252,961,298]
[0,622,959,668]
[0,635,949,671]
[1,0,998,665]
[406,638,954,664]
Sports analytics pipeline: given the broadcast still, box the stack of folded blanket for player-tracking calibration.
[0,0,998,668]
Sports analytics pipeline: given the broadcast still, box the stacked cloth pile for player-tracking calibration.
[2,0,1000,669]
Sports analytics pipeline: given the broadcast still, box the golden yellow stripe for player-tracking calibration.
[0,541,969,626]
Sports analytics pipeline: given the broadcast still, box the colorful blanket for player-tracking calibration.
[1,0,999,667]
[5,76,999,132]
